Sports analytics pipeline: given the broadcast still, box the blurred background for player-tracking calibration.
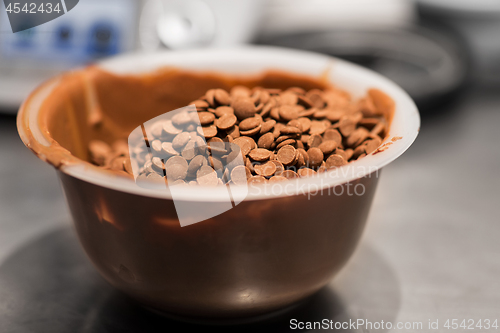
[1,0,500,113]
[1,0,499,332]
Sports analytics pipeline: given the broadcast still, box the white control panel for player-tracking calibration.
[0,0,138,110]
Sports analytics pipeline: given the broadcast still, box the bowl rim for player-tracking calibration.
[17,46,420,202]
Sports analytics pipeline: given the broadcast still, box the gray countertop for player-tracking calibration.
[0,87,499,332]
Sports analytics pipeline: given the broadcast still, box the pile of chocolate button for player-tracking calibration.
[89,85,391,186]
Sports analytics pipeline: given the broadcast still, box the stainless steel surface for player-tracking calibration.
[0,117,70,264]
[1,86,499,330]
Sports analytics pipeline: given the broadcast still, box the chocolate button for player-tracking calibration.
[326,154,347,169]
[239,117,262,131]
[216,114,237,130]
[197,112,216,126]
[318,140,338,155]
[198,125,218,139]
[307,134,322,148]
[365,137,382,154]
[233,137,255,156]
[248,175,267,184]
[346,127,370,148]
[279,105,299,121]
[187,155,207,177]
[307,148,324,168]
[230,165,249,185]
[172,132,191,150]
[248,148,272,162]
[196,165,218,186]
[269,176,287,183]
[215,106,234,118]
[214,89,231,105]
[254,161,277,177]
[257,132,275,150]
[282,170,299,179]
[163,120,183,136]
[277,145,296,166]
[298,168,316,177]
[232,98,256,120]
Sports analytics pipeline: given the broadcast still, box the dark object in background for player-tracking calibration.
[257,27,468,113]
[417,0,500,87]
[87,22,119,57]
